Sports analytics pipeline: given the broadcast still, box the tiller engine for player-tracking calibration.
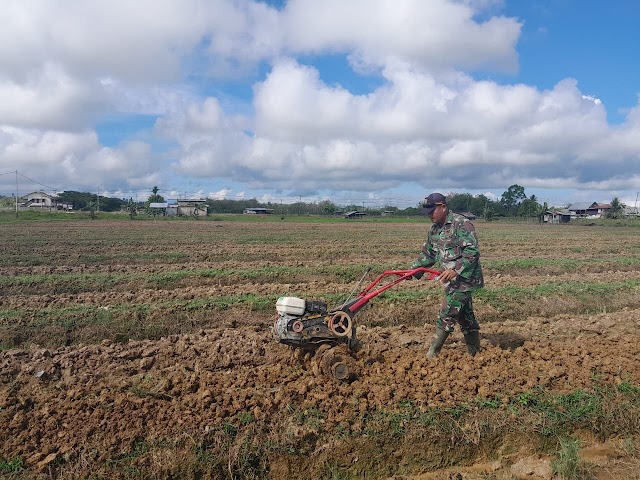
[273,267,440,352]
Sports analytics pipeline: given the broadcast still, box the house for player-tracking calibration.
[567,202,600,218]
[381,210,395,217]
[594,203,611,217]
[20,191,72,210]
[165,198,207,216]
[166,199,179,216]
[21,191,54,208]
[344,211,366,219]
[149,202,168,216]
[624,206,639,217]
[243,208,274,214]
[177,199,207,216]
[460,211,476,220]
[567,202,612,218]
[543,209,571,224]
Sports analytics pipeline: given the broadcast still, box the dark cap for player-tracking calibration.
[420,192,447,215]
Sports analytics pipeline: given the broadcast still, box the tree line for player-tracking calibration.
[24,185,626,219]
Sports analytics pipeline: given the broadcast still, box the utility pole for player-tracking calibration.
[298,196,301,215]
[635,192,639,217]
[96,188,100,212]
[15,170,18,218]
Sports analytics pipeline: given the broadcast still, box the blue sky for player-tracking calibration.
[1,0,639,208]
[502,1,638,124]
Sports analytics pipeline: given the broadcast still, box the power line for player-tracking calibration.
[16,171,59,191]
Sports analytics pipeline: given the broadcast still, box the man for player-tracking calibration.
[411,192,484,358]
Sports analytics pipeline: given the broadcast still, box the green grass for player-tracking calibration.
[0,263,388,294]
[0,456,25,474]
[486,257,580,270]
[552,437,587,479]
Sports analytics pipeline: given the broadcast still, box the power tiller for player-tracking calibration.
[273,267,440,353]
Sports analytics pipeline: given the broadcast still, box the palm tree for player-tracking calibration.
[607,197,624,219]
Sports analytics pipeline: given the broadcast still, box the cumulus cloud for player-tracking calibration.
[209,188,232,199]
[281,0,521,73]
[167,59,630,195]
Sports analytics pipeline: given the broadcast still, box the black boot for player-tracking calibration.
[463,330,481,356]
[427,327,449,359]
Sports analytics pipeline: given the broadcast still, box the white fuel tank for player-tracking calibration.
[276,296,306,316]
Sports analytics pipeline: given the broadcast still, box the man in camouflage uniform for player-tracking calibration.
[411,192,484,358]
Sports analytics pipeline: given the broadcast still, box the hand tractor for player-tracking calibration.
[273,267,440,380]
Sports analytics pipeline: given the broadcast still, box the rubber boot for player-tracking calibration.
[463,330,481,356]
[427,327,449,359]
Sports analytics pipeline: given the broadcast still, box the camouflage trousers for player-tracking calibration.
[436,290,480,333]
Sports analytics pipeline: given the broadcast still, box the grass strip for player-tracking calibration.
[0,264,384,293]
[2,279,639,322]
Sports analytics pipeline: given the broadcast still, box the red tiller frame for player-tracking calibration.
[344,267,441,314]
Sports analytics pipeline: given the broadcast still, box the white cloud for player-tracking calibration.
[0,63,105,130]
[209,188,232,199]
[281,0,520,73]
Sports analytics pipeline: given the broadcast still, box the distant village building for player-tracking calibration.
[344,211,366,219]
[543,209,571,224]
[178,199,207,216]
[243,208,274,214]
[165,199,207,217]
[567,202,610,218]
[148,202,168,216]
[20,191,72,210]
[166,199,179,216]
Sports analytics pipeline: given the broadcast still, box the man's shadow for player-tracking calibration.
[482,332,527,351]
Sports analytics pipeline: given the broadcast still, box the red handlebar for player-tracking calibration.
[345,267,440,314]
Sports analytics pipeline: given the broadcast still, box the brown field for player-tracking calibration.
[1,216,639,479]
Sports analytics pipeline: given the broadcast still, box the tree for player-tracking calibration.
[145,186,166,217]
[500,184,527,216]
[446,193,474,214]
[320,200,337,215]
[483,202,494,221]
[538,201,549,223]
[518,196,540,218]
[57,190,124,212]
[148,186,165,204]
[126,198,137,219]
[606,197,624,219]
[85,201,97,220]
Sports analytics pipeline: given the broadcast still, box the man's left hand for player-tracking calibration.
[439,269,457,283]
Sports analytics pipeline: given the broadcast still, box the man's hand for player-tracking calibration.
[438,269,457,283]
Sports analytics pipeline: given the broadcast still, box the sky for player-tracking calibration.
[1,0,639,208]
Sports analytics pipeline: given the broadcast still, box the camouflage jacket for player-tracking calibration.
[412,212,484,292]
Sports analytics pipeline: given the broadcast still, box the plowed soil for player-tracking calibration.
[1,217,639,479]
